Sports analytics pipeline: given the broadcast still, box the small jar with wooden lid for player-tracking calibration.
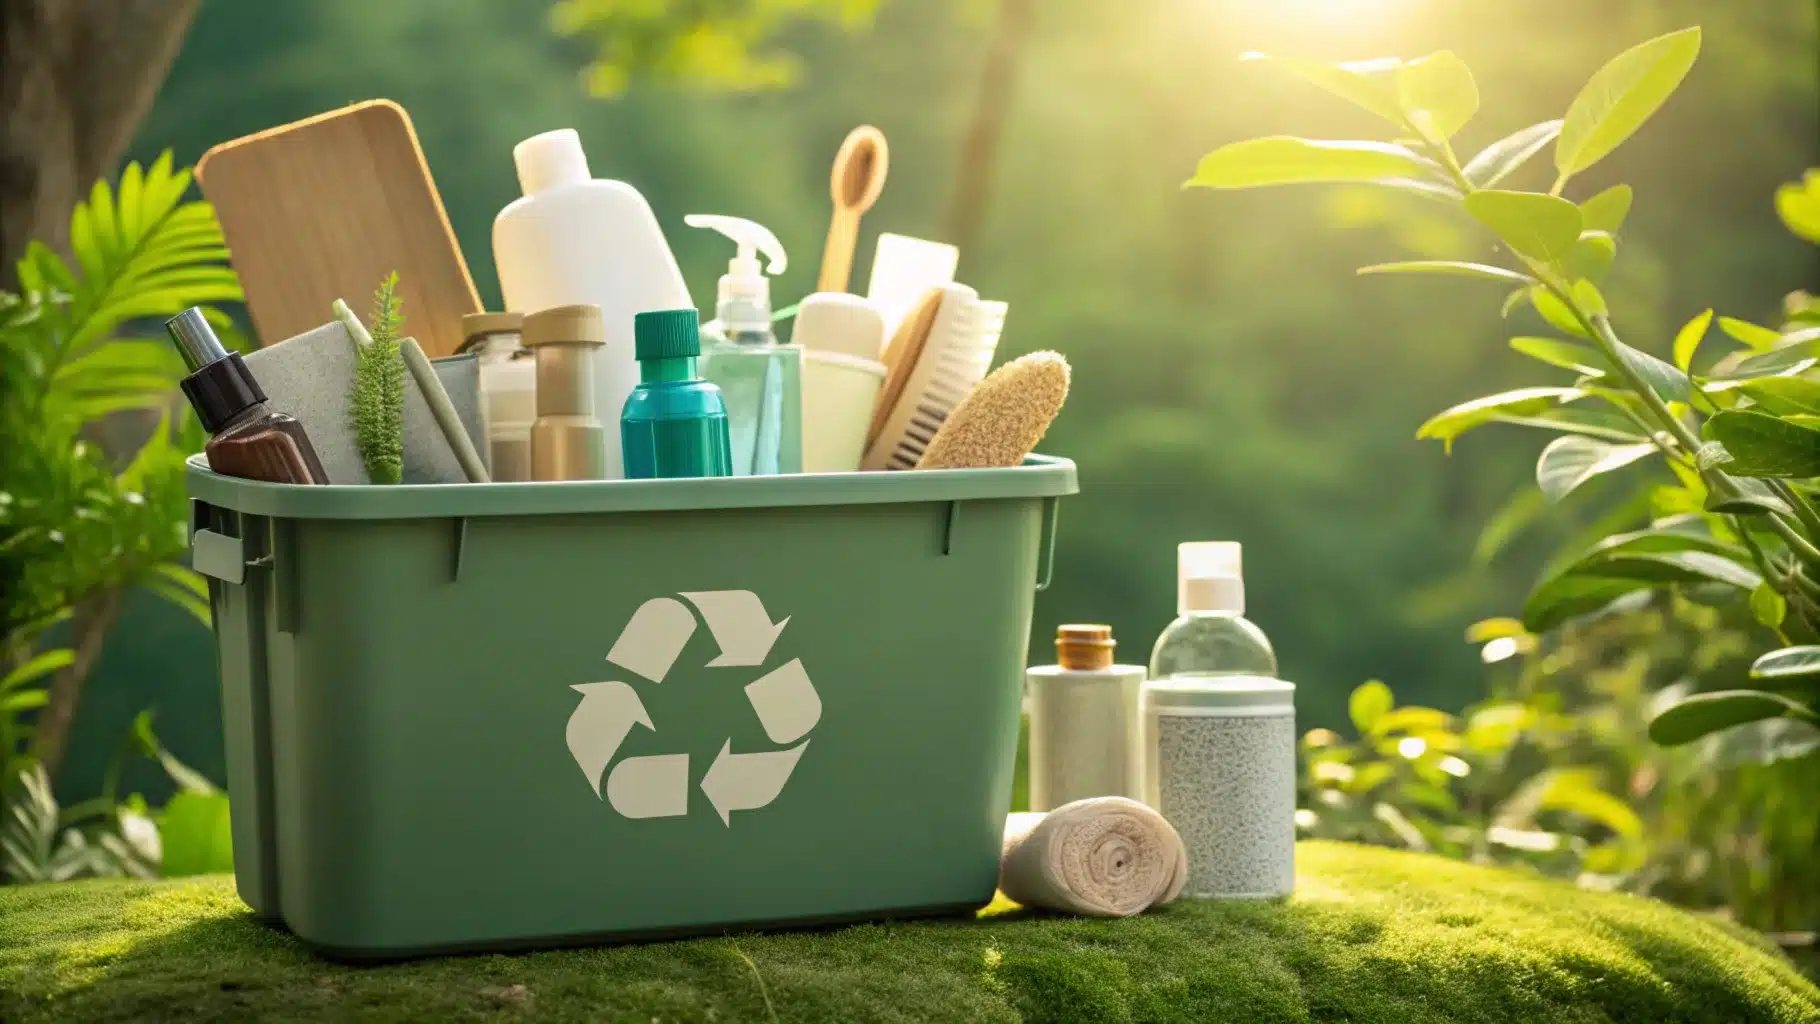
[1024,624,1147,812]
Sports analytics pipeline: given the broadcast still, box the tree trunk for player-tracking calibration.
[29,586,123,779]
[0,0,200,286]
[944,0,1034,264]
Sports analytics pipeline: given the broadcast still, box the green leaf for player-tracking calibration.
[1565,231,1617,282]
[1569,550,1761,591]
[1461,120,1563,189]
[1703,410,1820,477]
[1579,184,1634,234]
[1718,317,1783,352]
[1188,137,1439,190]
[1608,333,1692,404]
[1349,680,1394,734]
[1464,190,1584,264]
[1726,328,1820,377]
[1555,27,1702,179]
[1751,646,1820,681]
[1357,261,1534,284]
[1473,487,1547,565]
[1703,474,1794,517]
[1465,617,1529,643]
[1510,337,1603,375]
[141,566,211,627]
[1751,582,1788,630]
[1530,769,1644,840]
[1571,523,1750,564]
[0,690,49,713]
[1527,287,1591,338]
[1522,575,1650,632]
[1416,386,1583,452]
[127,711,219,796]
[1535,435,1655,502]
[1648,689,1818,746]
[1775,170,1820,245]
[1672,309,1713,371]
[1736,376,1820,416]
[1695,441,1733,472]
[1241,53,1407,127]
[157,791,234,877]
[1572,280,1608,317]
[1491,406,1646,444]
[0,649,74,694]
[1374,707,1454,736]
[1394,51,1477,141]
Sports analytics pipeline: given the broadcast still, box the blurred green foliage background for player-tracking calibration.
[62,0,1817,802]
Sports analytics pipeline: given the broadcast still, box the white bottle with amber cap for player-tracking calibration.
[1024,625,1147,812]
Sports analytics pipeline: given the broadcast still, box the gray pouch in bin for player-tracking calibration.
[242,321,487,484]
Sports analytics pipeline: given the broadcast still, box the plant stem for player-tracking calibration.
[1771,479,1820,540]
[1738,526,1783,584]
[1769,515,1820,571]
[27,586,124,779]
[1583,312,1702,451]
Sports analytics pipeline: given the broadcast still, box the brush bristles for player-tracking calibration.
[916,351,1070,470]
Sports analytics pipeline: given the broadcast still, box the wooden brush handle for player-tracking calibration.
[818,208,860,293]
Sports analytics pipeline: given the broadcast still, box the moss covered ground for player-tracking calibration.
[2,841,1816,1023]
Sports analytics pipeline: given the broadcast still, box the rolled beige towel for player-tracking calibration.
[998,796,1188,917]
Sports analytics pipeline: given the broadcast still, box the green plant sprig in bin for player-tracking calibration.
[1185,27,1820,756]
[333,272,406,484]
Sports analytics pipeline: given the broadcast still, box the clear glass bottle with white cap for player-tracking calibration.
[1148,542,1277,680]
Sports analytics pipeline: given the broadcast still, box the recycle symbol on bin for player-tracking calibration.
[564,591,820,825]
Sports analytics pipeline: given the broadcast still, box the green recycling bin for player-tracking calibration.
[186,454,1076,959]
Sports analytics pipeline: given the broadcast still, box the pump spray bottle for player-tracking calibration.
[684,214,801,476]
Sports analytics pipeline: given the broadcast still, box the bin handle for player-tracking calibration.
[192,529,247,585]
[1034,496,1060,592]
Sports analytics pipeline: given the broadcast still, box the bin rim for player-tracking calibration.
[183,453,1078,520]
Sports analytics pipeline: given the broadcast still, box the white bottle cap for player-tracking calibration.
[1180,575,1244,615]
[1178,542,1244,614]
[792,293,886,360]
[514,129,591,195]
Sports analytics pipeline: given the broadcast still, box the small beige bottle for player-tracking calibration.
[1025,624,1147,812]
[523,304,609,482]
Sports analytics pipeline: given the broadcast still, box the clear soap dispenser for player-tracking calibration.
[684,214,801,476]
[1148,542,1278,680]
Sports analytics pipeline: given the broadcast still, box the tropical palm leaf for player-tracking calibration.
[8,151,242,426]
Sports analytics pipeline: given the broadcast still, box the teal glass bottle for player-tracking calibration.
[620,309,733,479]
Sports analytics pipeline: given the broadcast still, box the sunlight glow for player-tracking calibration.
[1480,637,1521,664]
[1241,0,1413,34]
[1397,736,1427,759]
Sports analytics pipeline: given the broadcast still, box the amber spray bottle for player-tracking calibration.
[166,308,330,485]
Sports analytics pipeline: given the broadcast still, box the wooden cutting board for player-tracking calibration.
[197,99,482,357]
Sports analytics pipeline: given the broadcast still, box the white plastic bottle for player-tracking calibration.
[1148,542,1277,680]
[1141,541,1295,899]
[492,129,693,480]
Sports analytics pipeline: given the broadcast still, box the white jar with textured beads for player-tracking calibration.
[1141,675,1295,899]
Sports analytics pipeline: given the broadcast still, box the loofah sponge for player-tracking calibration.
[916,350,1070,470]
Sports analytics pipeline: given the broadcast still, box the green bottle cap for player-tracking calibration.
[635,309,701,360]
